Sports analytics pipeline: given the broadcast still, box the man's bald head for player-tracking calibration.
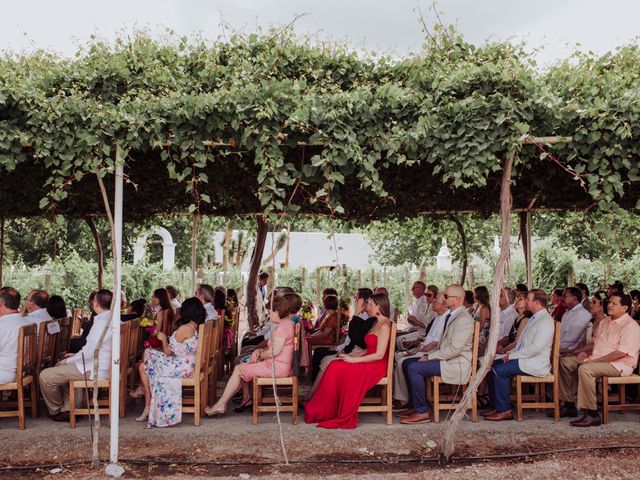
[444,284,466,310]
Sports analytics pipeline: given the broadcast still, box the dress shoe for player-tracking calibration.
[484,410,513,421]
[548,405,577,418]
[392,400,410,412]
[49,412,70,422]
[481,409,496,418]
[395,409,416,418]
[400,411,432,424]
[570,414,601,427]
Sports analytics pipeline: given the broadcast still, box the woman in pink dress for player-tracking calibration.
[205,296,294,415]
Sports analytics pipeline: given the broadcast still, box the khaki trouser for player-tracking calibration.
[393,351,424,402]
[558,356,621,410]
[39,364,86,415]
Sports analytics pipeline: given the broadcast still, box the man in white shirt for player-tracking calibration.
[396,282,437,350]
[559,287,591,352]
[0,287,30,385]
[484,289,555,421]
[393,292,450,408]
[24,289,52,332]
[195,284,218,320]
[498,288,519,341]
[165,285,181,309]
[39,289,114,421]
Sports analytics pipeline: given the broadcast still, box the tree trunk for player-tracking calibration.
[191,214,200,294]
[85,216,104,289]
[246,216,268,328]
[222,225,233,275]
[451,215,468,286]
[443,150,516,460]
[0,218,4,285]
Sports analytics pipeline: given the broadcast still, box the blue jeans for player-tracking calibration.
[488,359,525,412]
[407,359,441,414]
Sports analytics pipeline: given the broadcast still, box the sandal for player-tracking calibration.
[135,406,150,422]
[204,405,226,418]
[129,385,144,400]
[233,399,253,413]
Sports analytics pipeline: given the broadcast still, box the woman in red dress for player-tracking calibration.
[304,292,392,429]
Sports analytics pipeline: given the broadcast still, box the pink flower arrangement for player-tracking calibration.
[140,317,161,349]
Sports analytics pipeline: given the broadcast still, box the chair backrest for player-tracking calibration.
[71,309,83,336]
[293,322,301,351]
[194,322,210,376]
[56,316,73,359]
[37,319,60,370]
[17,324,37,382]
[470,320,481,377]
[385,322,398,380]
[550,321,561,377]
[119,321,131,378]
[216,310,225,349]
[127,318,141,364]
[207,319,221,364]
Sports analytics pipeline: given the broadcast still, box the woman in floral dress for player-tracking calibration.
[134,298,206,427]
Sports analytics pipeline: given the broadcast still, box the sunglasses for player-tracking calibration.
[443,294,460,299]
[426,293,435,298]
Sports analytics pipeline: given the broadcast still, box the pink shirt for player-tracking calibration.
[591,313,640,376]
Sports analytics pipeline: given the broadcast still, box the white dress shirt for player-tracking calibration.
[26,308,52,333]
[559,303,591,350]
[0,313,30,384]
[499,304,519,338]
[420,309,450,347]
[204,302,218,321]
[171,298,181,309]
[66,310,113,380]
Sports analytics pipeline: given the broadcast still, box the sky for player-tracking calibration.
[1,0,639,67]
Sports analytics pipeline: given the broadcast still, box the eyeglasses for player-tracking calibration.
[426,293,435,298]
[443,294,460,299]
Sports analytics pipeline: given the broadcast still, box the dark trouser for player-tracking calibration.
[241,335,264,348]
[488,359,525,412]
[311,347,336,382]
[407,359,441,414]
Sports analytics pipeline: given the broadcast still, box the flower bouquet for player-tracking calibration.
[300,301,315,333]
[140,316,161,349]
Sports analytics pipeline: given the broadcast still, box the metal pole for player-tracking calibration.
[108,146,124,473]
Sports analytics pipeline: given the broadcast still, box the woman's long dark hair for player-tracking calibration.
[47,295,67,319]
[154,288,175,326]
[176,297,207,326]
[370,292,390,318]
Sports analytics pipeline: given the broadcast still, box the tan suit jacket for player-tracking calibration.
[428,307,474,385]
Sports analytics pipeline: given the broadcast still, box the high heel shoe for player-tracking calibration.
[129,385,144,400]
[204,405,226,418]
[233,399,253,413]
[135,406,150,422]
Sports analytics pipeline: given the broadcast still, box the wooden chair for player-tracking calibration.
[71,309,83,337]
[253,323,301,425]
[181,321,212,426]
[601,373,640,424]
[69,321,131,428]
[206,319,222,405]
[215,310,225,373]
[515,321,561,422]
[357,322,397,425]
[0,324,38,429]
[124,318,141,411]
[56,316,73,361]
[35,319,61,413]
[224,308,240,375]
[430,321,480,423]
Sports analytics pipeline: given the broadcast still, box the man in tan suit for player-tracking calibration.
[399,284,475,424]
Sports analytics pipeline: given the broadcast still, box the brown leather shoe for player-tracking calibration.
[481,409,496,418]
[570,414,601,427]
[400,411,432,424]
[484,410,513,421]
[396,409,416,418]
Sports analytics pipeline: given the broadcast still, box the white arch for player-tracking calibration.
[133,226,176,271]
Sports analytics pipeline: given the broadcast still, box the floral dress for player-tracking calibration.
[144,329,198,427]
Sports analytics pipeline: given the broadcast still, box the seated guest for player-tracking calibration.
[165,285,181,309]
[25,289,52,332]
[464,290,475,314]
[205,296,295,416]
[133,298,205,426]
[0,287,29,385]
[375,287,397,321]
[213,287,227,316]
[69,291,97,353]
[498,288,518,344]
[39,289,113,422]
[576,282,591,313]
[399,285,474,424]
[497,290,532,353]
[559,287,591,353]
[121,298,147,321]
[393,292,449,410]
[307,295,339,346]
[606,281,624,299]
[484,289,555,421]
[307,291,376,399]
[473,286,491,355]
[550,288,567,321]
[195,284,218,321]
[310,288,374,383]
[557,291,640,426]
[629,289,640,322]
[304,292,392,429]
[46,295,67,320]
[313,288,338,330]
[152,288,176,335]
[583,291,608,346]
[396,283,436,349]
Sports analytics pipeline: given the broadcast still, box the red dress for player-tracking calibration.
[304,333,388,429]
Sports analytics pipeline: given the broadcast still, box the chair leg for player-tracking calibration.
[516,377,523,422]
[433,379,440,423]
[292,378,298,425]
[252,380,259,425]
[30,379,39,419]
[602,378,609,424]
[69,383,76,429]
[194,383,201,426]
[471,389,477,423]
[17,384,25,430]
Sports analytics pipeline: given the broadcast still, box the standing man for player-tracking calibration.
[484,289,555,421]
[399,285,474,424]
[557,291,640,426]
[257,272,269,302]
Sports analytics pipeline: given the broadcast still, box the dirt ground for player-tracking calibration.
[1,401,639,479]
